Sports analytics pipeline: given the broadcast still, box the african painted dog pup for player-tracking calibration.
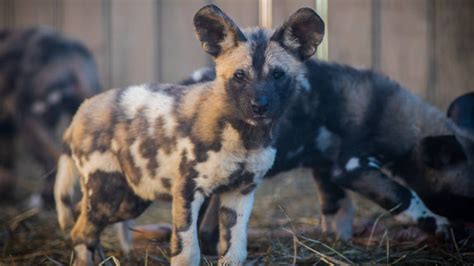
[393,92,474,223]
[54,5,324,265]
[0,27,101,203]
[187,66,473,250]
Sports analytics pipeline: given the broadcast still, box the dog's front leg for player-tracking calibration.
[217,184,258,265]
[170,178,205,266]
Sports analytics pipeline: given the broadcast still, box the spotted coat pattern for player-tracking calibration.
[54,5,325,266]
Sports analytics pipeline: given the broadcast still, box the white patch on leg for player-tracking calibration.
[395,190,450,235]
[345,157,360,171]
[74,244,93,266]
[218,189,256,265]
[171,193,205,266]
[321,196,354,241]
[115,220,134,254]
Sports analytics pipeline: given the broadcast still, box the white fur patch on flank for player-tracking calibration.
[345,157,360,171]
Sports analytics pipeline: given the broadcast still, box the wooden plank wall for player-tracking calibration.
[0,0,472,110]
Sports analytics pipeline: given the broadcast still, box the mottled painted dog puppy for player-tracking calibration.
[188,65,473,249]
[0,27,101,202]
[55,5,324,265]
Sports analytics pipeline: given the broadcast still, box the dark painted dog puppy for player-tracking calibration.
[0,26,101,203]
[54,5,324,265]
[391,93,474,224]
[186,65,473,251]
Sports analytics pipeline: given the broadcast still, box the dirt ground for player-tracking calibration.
[1,160,474,265]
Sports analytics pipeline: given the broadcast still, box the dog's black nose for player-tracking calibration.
[251,96,269,115]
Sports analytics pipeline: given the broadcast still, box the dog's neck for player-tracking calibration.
[191,82,276,151]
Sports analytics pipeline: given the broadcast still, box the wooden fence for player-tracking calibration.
[0,0,472,110]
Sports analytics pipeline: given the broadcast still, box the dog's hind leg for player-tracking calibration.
[313,167,354,241]
[334,155,449,236]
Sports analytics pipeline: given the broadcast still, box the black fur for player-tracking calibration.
[191,59,474,251]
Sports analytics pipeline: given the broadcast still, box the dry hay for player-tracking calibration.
[2,203,474,265]
[1,169,474,265]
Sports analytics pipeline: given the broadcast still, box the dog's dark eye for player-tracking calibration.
[233,70,246,81]
[272,69,286,80]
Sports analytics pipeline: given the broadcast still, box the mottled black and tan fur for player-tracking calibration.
[54,5,324,265]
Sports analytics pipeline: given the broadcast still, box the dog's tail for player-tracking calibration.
[54,154,79,231]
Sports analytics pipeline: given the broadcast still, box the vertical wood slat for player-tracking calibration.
[272,0,314,28]
[259,0,272,28]
[159,0,209,83]
[62,0,109,89]
[109,0,157,87]
[426,0,437,104]
[213,0,259,29]
[379,0,429,98]
[0,0,14,28]
[371,0,381,71]
[328,0,372,67]
[432,0,474,110]
[315,0,328,61]
[12,0,58,28]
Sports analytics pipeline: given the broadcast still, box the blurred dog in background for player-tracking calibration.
[0,26,101,206]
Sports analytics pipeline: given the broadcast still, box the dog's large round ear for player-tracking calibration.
[194,5,247,58]
[448,92,474,133]
[271,8,325,60]
[447,92,474,161]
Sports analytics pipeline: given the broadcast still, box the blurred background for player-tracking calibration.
[1,0,473,110]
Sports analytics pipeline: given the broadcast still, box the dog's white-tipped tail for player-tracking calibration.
[54,154,79,231]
